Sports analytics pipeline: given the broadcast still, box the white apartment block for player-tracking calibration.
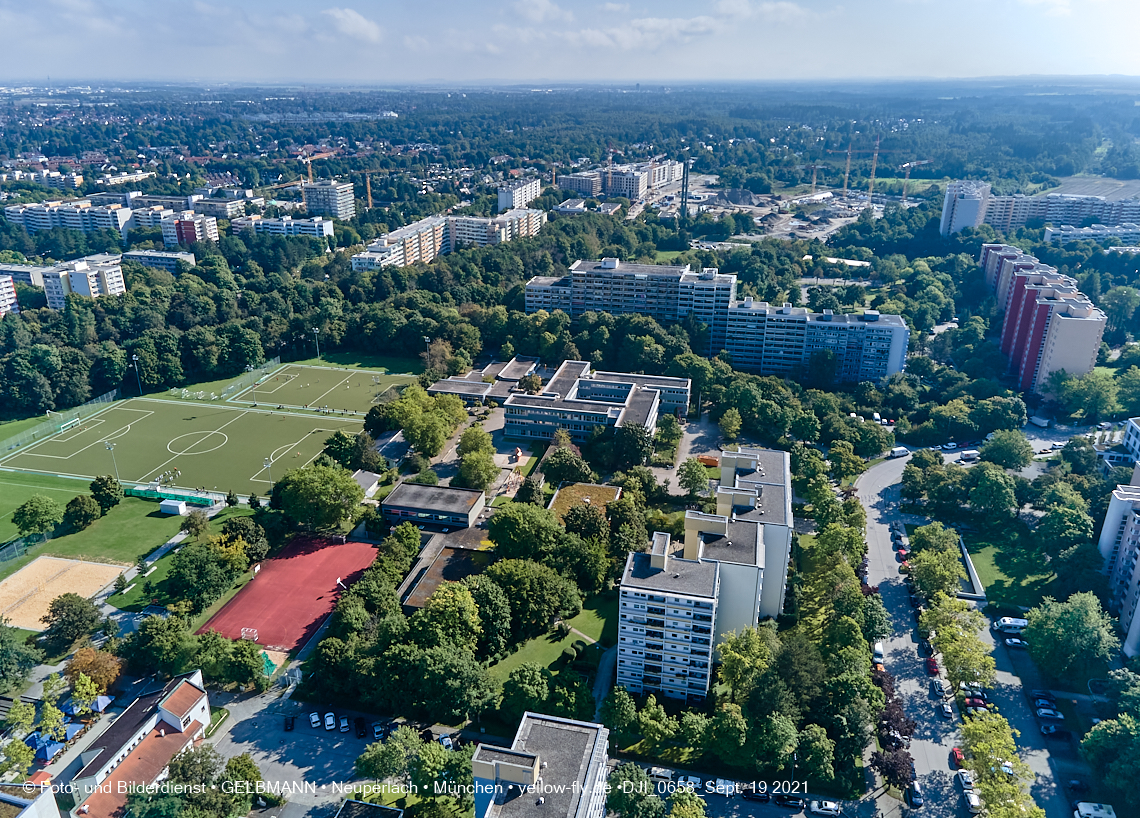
[605,169,648,201]
[161,212,219,247]
[131,194,201,211]
[231,214,334,238]
[1098,464,1140,657]
[617,532,719,701]
[40,254,127,309]
[193,198,246,219]
[940,180,991,236]
[122,250,195,274]
[943,180,1140,235]
[129,205,175,228]
[0,275,18,316]
[98,170,156,185]
[497,177,542,212]
[303,180,355,219]
[350,209,545,270]
[1045,223,1140,244]
[4,200,133,238]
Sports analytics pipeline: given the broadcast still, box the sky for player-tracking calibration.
[2,0,1140,84]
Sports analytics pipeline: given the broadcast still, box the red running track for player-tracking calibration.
[197,536,377,653]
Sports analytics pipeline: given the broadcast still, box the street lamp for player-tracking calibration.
[106,441,120,482]
[311,327,321,360]
[131,354,142,397]
[264,456,274,488]
[246,364,256,402]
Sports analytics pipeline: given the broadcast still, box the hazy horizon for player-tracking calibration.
[2,0,1138,85]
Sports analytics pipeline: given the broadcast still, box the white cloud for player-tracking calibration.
[567,14,720,50]
[600,2,629,11]
[715,0,807,22]
[321,7,383,43]
[513,0,573,23]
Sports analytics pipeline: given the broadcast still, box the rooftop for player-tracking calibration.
[622,551,718,598]
[382,482,485,515]
[700,519,763,566]
[619,387,659,428]
[483,714,607,818]
[158,678,206,720]
[401,546,483,611]
[548,483,621,522]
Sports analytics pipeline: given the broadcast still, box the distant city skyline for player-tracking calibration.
[0,0,1138,84]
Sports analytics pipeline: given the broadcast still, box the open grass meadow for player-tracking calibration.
[0,397,362,497]
[961,521,1057,608]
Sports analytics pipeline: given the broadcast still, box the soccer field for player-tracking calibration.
[0,398,362,497]
[227,364,412,414]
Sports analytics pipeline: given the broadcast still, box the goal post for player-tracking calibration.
[59,418,80,433]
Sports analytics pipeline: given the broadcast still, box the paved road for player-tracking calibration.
[854,455,1071,818]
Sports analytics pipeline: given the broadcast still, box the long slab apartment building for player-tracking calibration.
[618,448,793,701]
[350,208,546,270]
[526,258,909,381]
[560,159,684,200]
[941,179,1140,236]
[978,243,1106,394]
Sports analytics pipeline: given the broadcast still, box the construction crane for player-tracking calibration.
[898,159,933,204]
[867,135,881,208]
[802,164,828,195]
[827,137,898,204]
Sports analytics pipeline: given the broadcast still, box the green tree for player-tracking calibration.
[514,476,544,506]
[563,503,610,544]
[226,638,265,688]
[1035,505,1094,558]
[678,711,711,750]
[718,408,742,441]
[1081,714,1140,794]
[12,494,64,537]
[828,440,865,480]
[910,521,959,554]
[979,430,1034,470]
[708,703,748,763]
[638,694,678,745]
[123,614,197,676]
[911,546,967,599]
[667,790,706,818]
[487,502,564,561]
[41,592,102,646]
[323,430,357,466]
[222,754,264,810]
[275,464,365,531]
[0,622,42,694]
[1119,366,1140,416]
[70,671,99,715]
[39,701,65,741]
[89,474,123,514]
[460,575,512,658]
[225,490,240,508]
[356,739,408,781]
[410,584,482,652]
[4,698,34,735]
[500,662,550,722]
[615,423,654,470]
[1100,286,1140,334]
[1025,592,1120,681]
[456,449,499,491]
[751,713,798,765]
[677,457,709,498]
[716,625,776,703]
[600,686,638,737]
[1058,369,1122,421]
[542,445,595,484]
[63,494,102,531]
[969,467,1017,517]
[607,762,663,818]
[457,425,493,457]
[797,724,836,785]
[180,509,211,541]
[3,739,34,778]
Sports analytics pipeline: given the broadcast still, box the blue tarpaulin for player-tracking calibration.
[33,739,64,762]
[65,721,83,741]
[92,695,113,712]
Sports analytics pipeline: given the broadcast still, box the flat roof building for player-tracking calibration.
[943,181,1140,235]
[0,275,18,316]
[1044,223,1140,244]
[351,209,545,270]
[162,212,219,247]
[231,214,334,238]
[1098,465,1140,657]
[503,360,690,444]
[4,200,133,239]
[303,180,356,220]
[123,250,195,274]
[9,253,126,310]
[193,198,246,219]
[498,177,542,212]
[560,171,602,197]
[381,482,487,528]
[472,713,609,818]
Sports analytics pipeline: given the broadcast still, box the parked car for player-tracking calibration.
[339,715,350,733]
[964,697,988,709]
[1041,725,1072,739]
[1036,708,1064,720]
[966,706,989,717]
[925,657,939,675]
[676,775,701,792]
[741,785,770,802]
[960,683,986,699]
[1005,637,1028,649]
[1031,697,1056,709]
[918,639,933,656]
[372,721,387,741]
[310,712,322,729]
[908,781,925,807]
[896,548,909,560]
[965,791,985,815]
[1029,689,1056,701]
[707,779,735,797]
[324,712,336,731]
[958,770,975,790]
[774,793,806,808]
[439,735,454,750]
[940,702,954,719]
[354,717,367,738]
[810,801,841,816]
[284,716,295,732]
[952,748,966,768]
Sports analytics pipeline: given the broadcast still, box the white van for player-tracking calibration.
[890,446,909,458]
[960,449,980,462]
[1073,804,1116,818]
[992,617,1028,634]
[873,641,885,663]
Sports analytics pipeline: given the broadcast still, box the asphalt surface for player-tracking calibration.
[855,449,1079,818]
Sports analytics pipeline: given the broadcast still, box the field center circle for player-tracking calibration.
[167,431,229,456]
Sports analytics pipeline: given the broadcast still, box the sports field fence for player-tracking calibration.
[0,530,51,564]
[0,389,119,456]
[125,486,219,507]
[219,357,282,400]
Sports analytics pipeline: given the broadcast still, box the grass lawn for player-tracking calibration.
[0,416,52,444]
[962,522,1057,608]
[489,628,580,683]
[205,707,230,738]
[548,483,621,521]
[0,471,94,542]
[566,593,619,646]
[491,494,513,507]
[654,250,687,262]
[107,550,177,611]
[290,352,424,374]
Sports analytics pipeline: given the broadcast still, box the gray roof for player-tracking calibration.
[622,551,719,598]
[351,470,380,491]
[334,800,403,818]
[486,714,607,818]
[701,519,762,567]
[427,378,491,396]
[382,482,484,514]
[620,387,658,428]
[499,356,541,381]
